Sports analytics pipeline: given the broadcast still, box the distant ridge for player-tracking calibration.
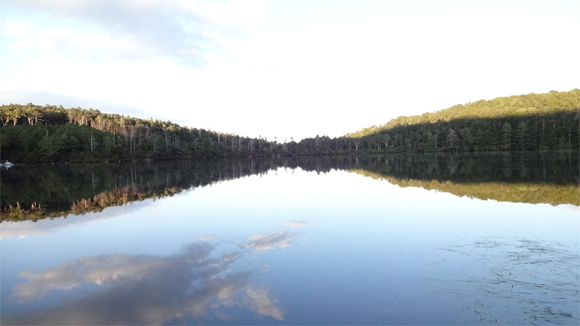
[344,89,579,152]
[347,89,579,138]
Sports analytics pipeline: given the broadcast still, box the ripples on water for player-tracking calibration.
[429,236,579,324]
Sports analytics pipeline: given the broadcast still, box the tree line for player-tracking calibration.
[0,104,296,162]
[1,89,579,163]
[346,89,580,152]
[1,103,371,162]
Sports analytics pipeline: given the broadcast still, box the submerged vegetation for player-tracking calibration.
[0,90,579,163]
[2,152,577,223]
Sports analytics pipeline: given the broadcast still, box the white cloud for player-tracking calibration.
[2,18,71,52]
[1,0,272,65]
[74,32,139,52]
[282,220,309,229]
[179,0,271,27]
[0,1,578,141]
[199,234,216,241]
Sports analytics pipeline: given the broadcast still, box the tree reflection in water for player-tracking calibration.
[2,152,578,224]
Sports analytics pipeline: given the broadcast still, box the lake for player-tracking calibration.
[1,152,579,325]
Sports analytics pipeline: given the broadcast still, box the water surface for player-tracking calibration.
[1,153,579,325]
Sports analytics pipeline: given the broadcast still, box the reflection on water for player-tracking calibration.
[0,202,151,240]
[1,160,284,223]
[352,170,580,206]
[1,152,578,325]
[349,152,580,206]
[2,152,578,225]
[3,221,312,324]
[6,242,282,324]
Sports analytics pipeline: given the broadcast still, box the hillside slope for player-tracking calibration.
[346,89,579,152]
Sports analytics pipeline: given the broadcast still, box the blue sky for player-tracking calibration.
[0,0,578,140]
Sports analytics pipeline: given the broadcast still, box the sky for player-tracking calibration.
[0,0,578,141]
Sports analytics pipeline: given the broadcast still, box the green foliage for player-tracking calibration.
[1,104,288,162]
[1,89,579,162]
[345,89,580,153]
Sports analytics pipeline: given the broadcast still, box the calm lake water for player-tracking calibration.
[1,153,579,325]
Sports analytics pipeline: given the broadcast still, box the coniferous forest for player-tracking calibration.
[346,89,580,152]
[0,89,578,163]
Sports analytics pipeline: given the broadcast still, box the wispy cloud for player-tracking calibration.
[282,220,309,229]
[199,234,216,241]
[1,0,271,65]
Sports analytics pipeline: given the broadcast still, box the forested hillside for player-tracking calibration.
[346,89,580,152]
[0,104,291,162]
[1,89,578,163]
[0,103,363,162]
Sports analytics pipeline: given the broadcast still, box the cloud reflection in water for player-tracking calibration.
[243,220,309,251]
[244,231,297,251]
[6,241,284,325]
[281,220,309,229]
